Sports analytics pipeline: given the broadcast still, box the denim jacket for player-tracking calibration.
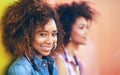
[7,55,58,75]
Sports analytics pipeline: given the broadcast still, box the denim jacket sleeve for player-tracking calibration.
[8,64,31,75]
[7,57,33,75]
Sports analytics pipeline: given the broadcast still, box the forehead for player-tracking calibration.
[44,19,57,30]
[74,16,88,26]
[35,19,57,32]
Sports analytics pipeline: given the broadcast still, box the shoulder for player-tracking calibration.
[55,55,67,75]
[7,57,32,75]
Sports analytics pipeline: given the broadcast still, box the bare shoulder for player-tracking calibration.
[55,56,67,75]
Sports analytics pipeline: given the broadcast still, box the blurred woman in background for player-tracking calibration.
[55,1,97,75]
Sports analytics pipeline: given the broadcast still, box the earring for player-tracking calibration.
[52,43,57,51]
[69,37,72,41]
[25,51,31,63]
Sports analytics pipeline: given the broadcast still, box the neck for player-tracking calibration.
[37,55,42,58]
[33,50,42,58]
[65,41,79,57]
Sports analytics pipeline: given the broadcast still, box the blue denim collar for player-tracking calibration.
[33,55,54,66]
[33,55,55,75]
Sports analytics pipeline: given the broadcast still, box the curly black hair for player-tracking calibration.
[2,0,64,59]
[56,1,97,45]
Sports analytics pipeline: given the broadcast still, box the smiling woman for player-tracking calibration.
[1,0,64,75]
[33,19,58,58]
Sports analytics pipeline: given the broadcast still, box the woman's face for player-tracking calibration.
[70,16,88,45]
[33,19,57,58]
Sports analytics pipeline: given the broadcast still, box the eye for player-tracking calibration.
[39,33,47,37]
[52,33,57,37]
[79,26,84,29]
[78,24,87,29]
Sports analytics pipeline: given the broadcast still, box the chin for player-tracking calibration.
[42,52,51,56]
[80,41,87,45]
[43,55,49,56]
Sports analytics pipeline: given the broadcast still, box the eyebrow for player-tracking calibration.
[79,23,88,27]
[37,30,58,33]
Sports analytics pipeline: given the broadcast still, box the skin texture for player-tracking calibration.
[33,19,58,58]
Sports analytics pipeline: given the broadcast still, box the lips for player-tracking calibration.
[40,46,53,51]
[83,36,87,41]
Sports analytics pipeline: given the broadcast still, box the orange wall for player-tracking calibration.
[1,0,120,75]
[50,0,120,75]
[94,0,120,75]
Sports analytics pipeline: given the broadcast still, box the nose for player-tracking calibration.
[84,28,88,35]
[83,27,88,36]
[45,35,53,44]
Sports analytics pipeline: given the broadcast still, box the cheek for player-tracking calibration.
[79,30,86,35]
[71,29,83,38]
[34,36,45,45]
[54,37,57,43]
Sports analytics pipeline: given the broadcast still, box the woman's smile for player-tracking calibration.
[40,45,53,51]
